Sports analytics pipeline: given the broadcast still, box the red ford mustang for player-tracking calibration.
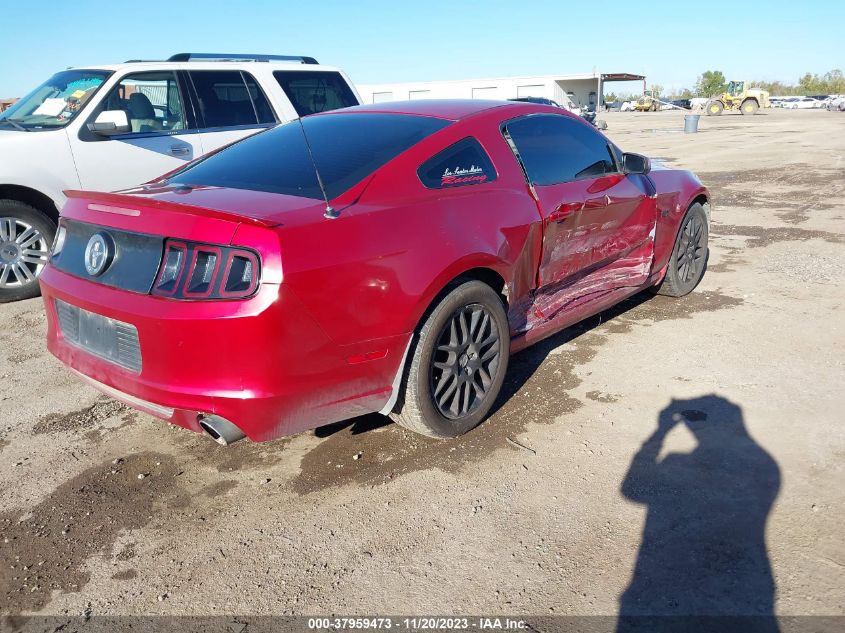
[40,100,709,445]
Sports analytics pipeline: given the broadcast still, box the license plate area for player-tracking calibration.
[55,300,142,373]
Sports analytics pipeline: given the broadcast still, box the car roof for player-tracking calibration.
[327,99,512,121]
[68,61,343,73]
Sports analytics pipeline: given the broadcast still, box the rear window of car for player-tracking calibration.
[171,113,452,199]
[274,70,359,116]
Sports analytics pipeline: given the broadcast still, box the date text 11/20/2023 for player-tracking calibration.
[307,617,528,630]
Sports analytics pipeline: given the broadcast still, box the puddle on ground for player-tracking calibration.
[176,432,292,473]
[698,166,843,224]
[111,569,137,581]
[0,452,181,613]
[706,245,747,274]
[197,479,239,498]
[288,289,743,495]
[713,223,844,248]
[586,391,620,403]
[33,398,128,435]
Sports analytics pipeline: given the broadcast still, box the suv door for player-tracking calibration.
[503,113,657,288]
[72,71,203,191]
[186,70,277,154]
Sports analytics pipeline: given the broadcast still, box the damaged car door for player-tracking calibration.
[503,113,657,297]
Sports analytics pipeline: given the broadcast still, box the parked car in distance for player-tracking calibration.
[826,95,845,111]
[41,100,710,445]
[0,52,361,302]
[784,97,823,109]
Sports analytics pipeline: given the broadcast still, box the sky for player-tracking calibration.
[1,0,842,98]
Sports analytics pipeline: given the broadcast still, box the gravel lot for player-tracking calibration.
[0,108,843,622]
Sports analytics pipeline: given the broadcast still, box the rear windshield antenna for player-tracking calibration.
[297,118,339,219]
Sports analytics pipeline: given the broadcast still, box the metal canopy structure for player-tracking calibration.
[600,73,646,82]
[600,73,648,99]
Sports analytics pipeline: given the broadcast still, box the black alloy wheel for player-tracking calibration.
[390,280,510,438]
[676,212,707,286]
[653,203,709,297]
[429,304,502,420]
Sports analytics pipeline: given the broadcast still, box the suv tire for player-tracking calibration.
[0,200,55,303]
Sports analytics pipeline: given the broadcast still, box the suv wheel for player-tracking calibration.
[0,200,55,303]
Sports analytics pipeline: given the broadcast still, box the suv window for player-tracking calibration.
[100,71,186,134]
[172,113,451,200]
[0,69,110,130]
[273,70,358,116]
[189,70,276,128]
[418,138,497,189]
[504,114,617,185]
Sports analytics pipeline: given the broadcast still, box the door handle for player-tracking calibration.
[548,201,584,223]
[169,145,190,156]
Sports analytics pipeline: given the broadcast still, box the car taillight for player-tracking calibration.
[152,240,260,300]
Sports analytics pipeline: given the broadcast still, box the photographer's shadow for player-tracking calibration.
[618,395,781,632]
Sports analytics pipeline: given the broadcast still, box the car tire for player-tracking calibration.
[741,99,759,115]
[390,280,510,438]
[653,203,709,298]
[0,200,55,303]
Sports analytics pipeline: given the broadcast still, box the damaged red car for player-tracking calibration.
[41,100,709,445]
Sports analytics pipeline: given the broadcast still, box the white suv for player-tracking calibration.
[0,52,361,302]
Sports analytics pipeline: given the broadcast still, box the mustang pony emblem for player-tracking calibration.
[84,233,113,276]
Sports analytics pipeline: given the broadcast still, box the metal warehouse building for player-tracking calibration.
[358,72,646,111]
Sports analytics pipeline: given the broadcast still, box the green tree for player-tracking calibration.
[798,72,821,94]
[604,92,618,102]
[695,71,727,97]
[822,69,844,94]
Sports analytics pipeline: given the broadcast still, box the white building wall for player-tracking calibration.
[358,75,604,109]
[555,78,602,110]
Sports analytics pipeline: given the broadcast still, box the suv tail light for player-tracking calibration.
[152,240,260,299]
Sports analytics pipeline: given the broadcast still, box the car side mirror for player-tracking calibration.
[622,152,651,175]
[88,110,131,136]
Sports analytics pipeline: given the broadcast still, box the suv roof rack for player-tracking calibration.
[166,53,319,64]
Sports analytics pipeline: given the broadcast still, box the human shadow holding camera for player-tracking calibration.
[617,395,781,633]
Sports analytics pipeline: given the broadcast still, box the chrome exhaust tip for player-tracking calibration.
[198,414,246,446]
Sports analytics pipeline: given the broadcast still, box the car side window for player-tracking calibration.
[189,70,276,128]
[100,72,186,134]
[418,137,497,189]
[504,114,617,185]
[273,70,358,116]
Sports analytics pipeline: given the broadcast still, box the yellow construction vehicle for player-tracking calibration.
[633,90,660,112]
[706,80,770,115]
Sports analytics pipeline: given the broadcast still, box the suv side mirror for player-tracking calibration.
[622,152,651,175]
[88,110,131,136]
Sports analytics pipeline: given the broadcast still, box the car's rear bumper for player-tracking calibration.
[40,265,408,442]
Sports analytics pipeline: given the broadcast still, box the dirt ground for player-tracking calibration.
[0,108,843,622]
